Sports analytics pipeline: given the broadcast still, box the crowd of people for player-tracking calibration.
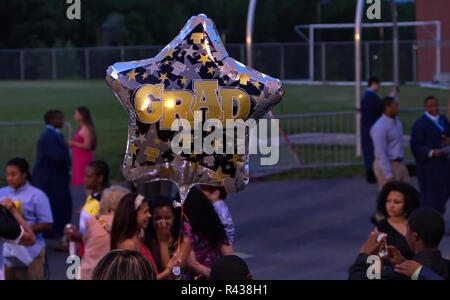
[1,89,449,280]
[0,106,249,280]
[352,77,450,280]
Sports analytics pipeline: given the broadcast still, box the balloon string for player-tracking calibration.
[176,203,184,260]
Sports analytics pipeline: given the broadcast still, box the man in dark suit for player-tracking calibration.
[32,111,72,244]
[361,77,398,183]
[349,208,449,280]
[410,96,450,215]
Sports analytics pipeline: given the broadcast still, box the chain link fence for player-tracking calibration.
[0,122,72,176]
[0,109,447,178]
[1,40,448,82]
[250,107,448,176]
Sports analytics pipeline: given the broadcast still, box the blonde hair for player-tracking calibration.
[100,185,130,215]
[92,250,156,280]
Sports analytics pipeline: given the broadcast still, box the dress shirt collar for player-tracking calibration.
[425,111,440,122]
[8,182,30,194]
[366,88,377,94]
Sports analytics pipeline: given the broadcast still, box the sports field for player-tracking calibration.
[0,80,448,179]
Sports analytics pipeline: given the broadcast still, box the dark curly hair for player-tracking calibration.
[183,187,227,248]
[377,181,421,218]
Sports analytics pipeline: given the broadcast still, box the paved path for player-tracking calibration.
[46,177,450,280]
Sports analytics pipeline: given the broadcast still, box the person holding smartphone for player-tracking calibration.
[0,198,36,280]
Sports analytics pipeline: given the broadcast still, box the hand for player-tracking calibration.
[167,253,181,270]
[442,138,450,146]
[64,224,82,242]
[186,251,199,270]
[67,140,75,147]
[360,230,386,256]
[383,246,405,265]
[1,198,15,211]
[156,220,171,244]
[432,150,442,157]
[394,260,422,278]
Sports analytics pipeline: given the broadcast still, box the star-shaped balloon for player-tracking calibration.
[106,14,283,202]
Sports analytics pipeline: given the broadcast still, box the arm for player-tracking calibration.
[1,198,36,246]
[187,251,211,279]
[31,223,53,235]
[220,243,234,256]
[156,222,172,270]
[178,236,191,269]
[371,125,393,179]
[410,121,434,162]
[394,261,443,281]
[348,230,386,280]
[32,192,54,234]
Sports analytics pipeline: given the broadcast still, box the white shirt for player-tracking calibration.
[212,200,235,245]
[0,227,24,280]
[0,183,53,260]
[425,111,440,123]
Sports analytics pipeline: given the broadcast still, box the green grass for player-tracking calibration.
[0,80,447,180]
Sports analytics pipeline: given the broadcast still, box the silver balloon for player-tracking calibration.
[106,14,283,202]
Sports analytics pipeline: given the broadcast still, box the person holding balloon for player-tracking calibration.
[183,187,234,280]
[145,196,191,279]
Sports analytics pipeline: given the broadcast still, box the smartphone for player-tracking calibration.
[377,233,388,258]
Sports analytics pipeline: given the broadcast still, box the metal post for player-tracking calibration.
[412,43,417,82]
[309,27,315,81]
[435,22,441,81]
[20,50,25,81]
[84,48,90,80]
[355,0,364,157]
[321,43,326,81]
[246,0,257,68]
[365,42,370,80]
[391,0,399,87]
[280,44,285,80]
[52,48,57,80]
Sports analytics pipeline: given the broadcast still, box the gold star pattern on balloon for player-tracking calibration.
[127,69,139,82]
[211,166,229,184]
[197,54,211,66]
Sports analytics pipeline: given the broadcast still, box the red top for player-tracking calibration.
[139,242,159,276]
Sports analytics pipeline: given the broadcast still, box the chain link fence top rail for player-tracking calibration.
[0,122,72,176]
[0,40,449,81]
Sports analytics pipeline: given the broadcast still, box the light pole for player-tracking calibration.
[246,0,257,68]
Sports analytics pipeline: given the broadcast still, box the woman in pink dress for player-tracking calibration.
[68,107,97,186]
